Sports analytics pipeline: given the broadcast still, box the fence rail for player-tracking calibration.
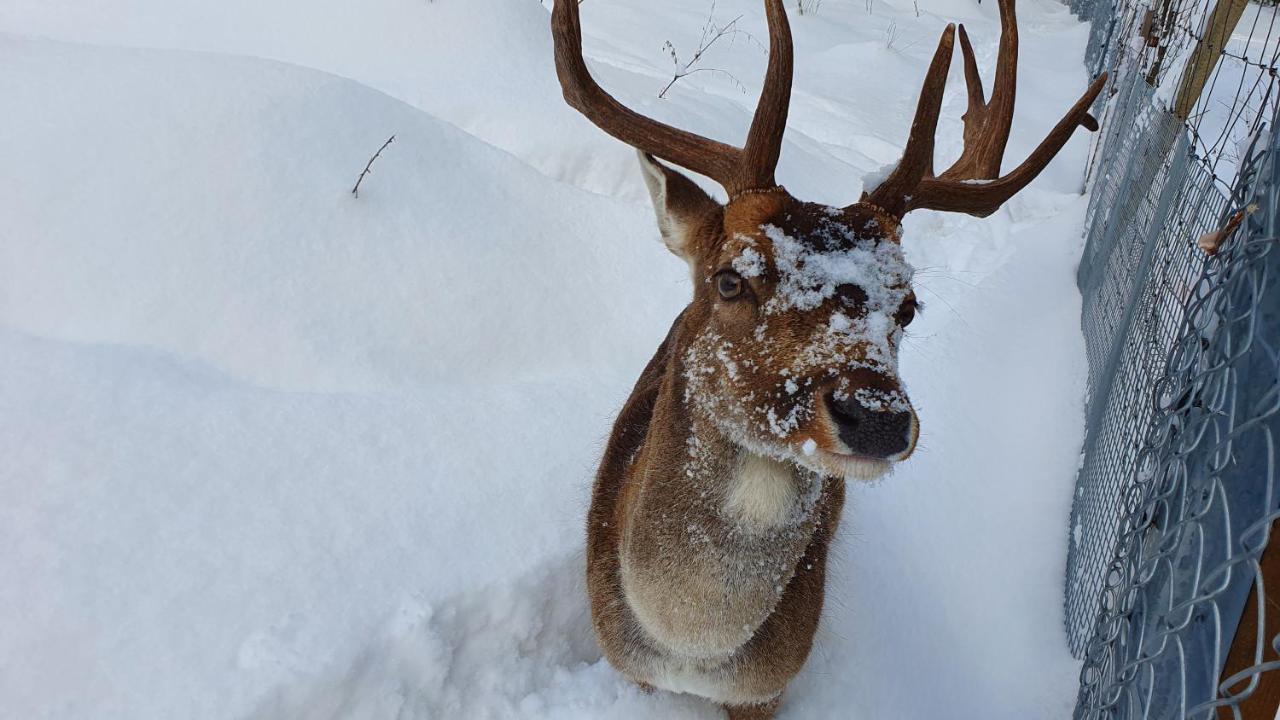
[1065,0,1280,716]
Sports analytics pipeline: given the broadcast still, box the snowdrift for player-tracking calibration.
[1,0,1097,717]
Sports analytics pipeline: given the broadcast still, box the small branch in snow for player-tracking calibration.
[883,20,902,49]
[351,135,396,199]
[658,2,757,99]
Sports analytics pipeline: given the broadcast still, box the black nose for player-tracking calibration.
[825,393,913,459]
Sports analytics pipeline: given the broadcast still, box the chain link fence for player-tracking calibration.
[1064,0,1280,716]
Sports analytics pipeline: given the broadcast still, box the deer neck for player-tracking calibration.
[617,338,827,659]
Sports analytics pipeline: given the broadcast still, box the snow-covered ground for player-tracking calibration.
[0,0,1097,717]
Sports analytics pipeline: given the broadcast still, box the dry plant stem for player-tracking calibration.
[552,0,793,196]
[884,20,901,49]
[659,3,748,99]
[352,135,396,198]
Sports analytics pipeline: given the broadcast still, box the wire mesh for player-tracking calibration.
[1065,0,1280,716]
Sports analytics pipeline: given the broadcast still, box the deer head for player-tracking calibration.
[553,0,1105,481]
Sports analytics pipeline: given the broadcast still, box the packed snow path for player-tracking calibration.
[1,0,1095,717]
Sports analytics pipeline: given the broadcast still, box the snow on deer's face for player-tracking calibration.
[683,192,920,481]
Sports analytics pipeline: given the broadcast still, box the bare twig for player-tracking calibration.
[351,135,396,198]
[658,2,757,99]
[884,20,902,49]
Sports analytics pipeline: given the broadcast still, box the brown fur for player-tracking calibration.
[557,2,1097,712]
[587,177,907,718]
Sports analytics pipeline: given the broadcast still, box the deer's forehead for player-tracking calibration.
[721,213,914,316]
[722,196,897,238]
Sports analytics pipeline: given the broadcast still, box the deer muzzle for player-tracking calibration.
[819,372,918,463]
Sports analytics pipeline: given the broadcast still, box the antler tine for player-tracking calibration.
[552,0,796,197]
[940,0,1017,180]
[551,0,741,189]
[740,0,795,191]
[986,0,1019,165]
[957,26,986,112]
[910,72,1107,215]
[865,25,957,218]
[862,0,1105,220]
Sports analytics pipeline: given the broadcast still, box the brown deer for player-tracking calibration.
[552,0,1105,717]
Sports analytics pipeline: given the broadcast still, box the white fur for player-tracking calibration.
[637,151,696,271]
[723,453,798,529]
[647,656,774,706]
[651,659,737,703]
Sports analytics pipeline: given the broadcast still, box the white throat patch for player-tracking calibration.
[723,453,799,529]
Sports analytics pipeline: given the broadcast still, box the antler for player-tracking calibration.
[864,0,1107,218]
[552,0,793,197]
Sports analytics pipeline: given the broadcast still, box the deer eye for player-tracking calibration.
[715,270,746,300]
[896,296,921,327]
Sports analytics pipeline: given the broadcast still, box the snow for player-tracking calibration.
[0,0,1097,718]
[755,219,913,383]
[731,245,767,279]
[853,387,913,414]
[860,159,900,197]
[760,223,912,315]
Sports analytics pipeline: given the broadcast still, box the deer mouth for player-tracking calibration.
[794,405,919,480]
[806,448,894,481]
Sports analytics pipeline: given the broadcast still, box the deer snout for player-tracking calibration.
[824,391,916,460]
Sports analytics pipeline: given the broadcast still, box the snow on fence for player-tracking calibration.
[1064,0,1280,716]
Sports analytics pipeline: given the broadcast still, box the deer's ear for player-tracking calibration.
[638,151,719,263]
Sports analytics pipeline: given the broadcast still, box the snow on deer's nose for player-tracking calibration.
[823,378,917,460]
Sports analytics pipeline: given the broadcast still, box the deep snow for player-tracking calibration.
[1,0,1097,717]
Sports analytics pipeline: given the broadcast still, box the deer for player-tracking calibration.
[551,0,1106,717]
